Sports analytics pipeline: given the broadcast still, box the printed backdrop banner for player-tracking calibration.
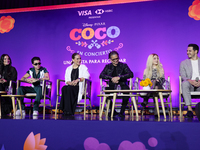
[0,0,200,106]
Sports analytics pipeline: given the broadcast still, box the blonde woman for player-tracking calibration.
[141,53,165,109]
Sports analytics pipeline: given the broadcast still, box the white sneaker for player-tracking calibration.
[15,110,25,116]
[33,111,38,116]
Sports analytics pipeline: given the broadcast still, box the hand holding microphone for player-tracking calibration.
[194,77,200,87]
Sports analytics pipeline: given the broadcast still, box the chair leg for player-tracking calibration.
[89,98,93,116]
[84,99,86,118]
[169,99,173,118]
[99,97,102,115]
[43,100,46,119]
[11,97,16,116]
[166,98,170,117]
[55,96,59,118]
[179,102,182,118]
[29,99,32,116]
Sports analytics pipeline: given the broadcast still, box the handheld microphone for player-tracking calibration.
[195,77,199,82]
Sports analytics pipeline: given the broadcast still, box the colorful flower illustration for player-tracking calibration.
[0,16,15,33]
[23,132,47,150]
[118,137,158,150]
[84,137,111,150]
[188,0,200,20]
[118,141,147,150]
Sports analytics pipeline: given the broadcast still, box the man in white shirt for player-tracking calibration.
[180,44,200,118]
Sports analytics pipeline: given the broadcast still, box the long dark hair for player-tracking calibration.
[71,53,80,65]
[0,54,12,78]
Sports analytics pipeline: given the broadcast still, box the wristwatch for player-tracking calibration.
[78,78,81,82]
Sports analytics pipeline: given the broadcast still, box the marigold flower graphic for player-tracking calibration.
[0,16,15,33]
[23,132,47,150]
[188,0,200,20]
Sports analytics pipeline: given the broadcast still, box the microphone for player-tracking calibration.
[195,77,199,82]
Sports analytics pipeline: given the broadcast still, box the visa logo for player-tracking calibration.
[78,10,92,16]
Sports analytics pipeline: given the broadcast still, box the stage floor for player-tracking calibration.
[0,113,200,150]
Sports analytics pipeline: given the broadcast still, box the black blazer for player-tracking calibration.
[99,62,133,86]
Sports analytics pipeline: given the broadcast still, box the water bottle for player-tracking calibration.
[7,86,13,95]
[133,80,138,90]
[101,85,105,94]
[117,84,121,94]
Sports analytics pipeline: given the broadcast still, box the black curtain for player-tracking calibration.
[0,0,107,10]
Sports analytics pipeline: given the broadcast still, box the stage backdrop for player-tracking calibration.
[0,0,200,107]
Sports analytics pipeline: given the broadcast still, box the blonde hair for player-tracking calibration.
[144,54,164,79]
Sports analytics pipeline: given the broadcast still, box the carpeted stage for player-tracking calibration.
[0,114,200,150]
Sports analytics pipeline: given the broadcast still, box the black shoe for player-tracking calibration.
[108,111,118,117]
[141,102,147,108]
[118,113,125,118]
[184,111,194,118]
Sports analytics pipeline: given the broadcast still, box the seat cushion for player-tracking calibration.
[191,92,200,95]
[25,93,37,97]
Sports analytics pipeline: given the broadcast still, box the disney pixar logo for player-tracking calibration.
[77,9,104,16]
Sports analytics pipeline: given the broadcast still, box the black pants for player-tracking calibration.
[106,84,129,114]
[59,85,79,115]
[0,83,12,115]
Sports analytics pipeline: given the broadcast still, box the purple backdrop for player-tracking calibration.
[0,0,199,107]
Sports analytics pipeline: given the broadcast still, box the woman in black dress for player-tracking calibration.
[60,53,90,116]
[0,54,17,115]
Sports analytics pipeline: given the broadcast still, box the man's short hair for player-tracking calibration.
[188,44,199,54]
[31,57,41,64]
[109,51,119,59]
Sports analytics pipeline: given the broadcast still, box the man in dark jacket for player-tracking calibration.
[100,51,133,117]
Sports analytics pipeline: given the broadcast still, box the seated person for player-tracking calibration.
[141,54,165,115]
[0,54,17,115]
[17,57,50,116]
[59,53,90,116]
[180,44,200,118]
[99,51,133,117]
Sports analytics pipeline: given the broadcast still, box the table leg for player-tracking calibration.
[159,92,166,118]
[131,96,138,118]
[100,96,107,118]
[11,97,16,116]
[106,99,110,117]
[154,96,160,118]
[111,93,117,118]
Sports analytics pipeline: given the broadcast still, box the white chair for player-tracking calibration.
[99,78,134,116]
[55,79,93,118]
[17,80,52,117]
[179,76,200,118]
[137,76,173,117]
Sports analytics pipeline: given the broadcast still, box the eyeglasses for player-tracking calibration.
[33,62,41,66]
[111,58,119,61]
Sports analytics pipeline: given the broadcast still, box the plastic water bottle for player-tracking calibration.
[133,80,138,90]
[117,84,121,94]
[7,87,13,95]
[101,85,105,94]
